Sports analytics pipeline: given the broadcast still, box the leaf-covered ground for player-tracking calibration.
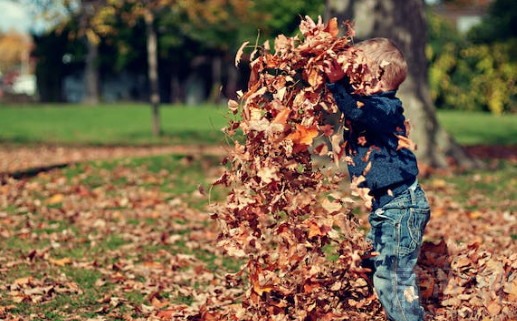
[0,146,516,320]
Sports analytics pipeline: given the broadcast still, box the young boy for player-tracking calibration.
[325,38,431,321]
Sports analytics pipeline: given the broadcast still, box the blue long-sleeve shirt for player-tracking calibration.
[327,81,419,209]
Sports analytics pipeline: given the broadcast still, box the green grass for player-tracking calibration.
[1,104,515,146]
[0,103,230,146]
[436,110,517,146]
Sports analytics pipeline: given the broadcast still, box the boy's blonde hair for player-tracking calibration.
[355,37,407,91]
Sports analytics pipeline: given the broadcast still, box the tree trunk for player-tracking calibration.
[325,0,477,168]
[144,10,161,137]
[83,37,100,105]
[171,73,181,103]
[225,57,240,101]
[80,0,100,105]
[209,55,223,103]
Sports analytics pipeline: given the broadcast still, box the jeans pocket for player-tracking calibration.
[399,207,430,257]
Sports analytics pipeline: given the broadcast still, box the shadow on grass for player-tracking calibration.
[0,129,229,147]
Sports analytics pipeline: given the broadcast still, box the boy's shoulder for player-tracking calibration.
[361,90,401,107]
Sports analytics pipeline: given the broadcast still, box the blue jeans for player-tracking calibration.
[366,181,431,321]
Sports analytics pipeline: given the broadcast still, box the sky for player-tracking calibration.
[0,0,32,33]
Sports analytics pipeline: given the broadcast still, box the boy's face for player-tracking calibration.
[355,49,386,95]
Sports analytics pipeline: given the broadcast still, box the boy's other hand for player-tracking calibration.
[324,59,346,83]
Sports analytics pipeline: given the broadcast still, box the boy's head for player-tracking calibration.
[355,37,407,91]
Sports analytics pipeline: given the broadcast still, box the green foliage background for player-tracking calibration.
[427,0,517,114]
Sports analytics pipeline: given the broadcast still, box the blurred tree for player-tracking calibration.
[325,0,476,168]
[14,0,108,105]
[467,0,517,43]
[32,28,75,102]
[0,31,32,74]
[427,1,517,114]
[169,0,324,102]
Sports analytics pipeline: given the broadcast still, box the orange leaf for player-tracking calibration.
[307,220,331,238]
[272,108,290,125]
[303,281,321,293]
[419,277,435,299]
[156,309,175,320]
[486,301,501,316]
[49,257,72,266]
[46,193,64,205]
[251,271,274,296]
[324,17,339,37]
[287,124,319,146]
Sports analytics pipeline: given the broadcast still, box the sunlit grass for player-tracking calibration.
[436,110,517,146]
[0,104,229,146]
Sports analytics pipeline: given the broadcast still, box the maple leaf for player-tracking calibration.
[287,124,319,146]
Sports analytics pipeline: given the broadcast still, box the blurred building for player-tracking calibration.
[431,0,493,33]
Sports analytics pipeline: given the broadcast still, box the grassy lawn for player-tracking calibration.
[1,104,516,146]
[0,104,229,146]
[436,110,517,146]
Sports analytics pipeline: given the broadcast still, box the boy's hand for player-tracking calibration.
[323,59,346,83]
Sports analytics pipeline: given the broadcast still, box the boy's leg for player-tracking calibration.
[368,185,430,321]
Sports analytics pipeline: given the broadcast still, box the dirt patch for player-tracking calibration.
[464,145,517,162]
[0,144,514,178]
[0,144,228,175]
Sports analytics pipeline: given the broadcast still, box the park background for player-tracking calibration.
[0,0,516,320]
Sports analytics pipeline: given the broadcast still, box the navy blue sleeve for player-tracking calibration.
[327,82,404,132]
[326,81,363,120]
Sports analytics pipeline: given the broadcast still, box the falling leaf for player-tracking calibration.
[228,99,239,114]
[287,125,319,146]
[323,17,339,37]
[272,108,290,125]
[235,41,249,67]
